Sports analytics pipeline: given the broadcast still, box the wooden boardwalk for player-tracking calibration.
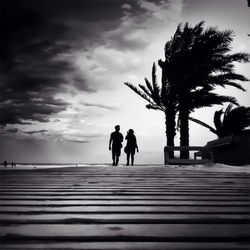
[0,165,250,249]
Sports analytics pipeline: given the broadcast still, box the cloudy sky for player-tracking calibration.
[0,0,250,164]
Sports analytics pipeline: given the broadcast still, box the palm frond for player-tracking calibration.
[212,104,250,137]
[220,81,247,92]
[212,95,239,106]
[206,74,248,91]
[152,63,158,91]
[189,91,239,110]
[146,104,164,111]
[138,84,151,97]
[124,82,155,105]
[227,53,250,63]
[213,109,223,137]
[222,105,250,136]
[124,82,164,111]
[151,63,161,106]
[219,73,248,82]
[189,116,217,134]
[224,103,234,117]
[144,78,154,94]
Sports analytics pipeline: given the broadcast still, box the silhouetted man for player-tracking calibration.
[109,125,123,166]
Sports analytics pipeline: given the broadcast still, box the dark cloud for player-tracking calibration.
[66,140,90,144]
[0,90,68,125]
[0,0,74,126]
[72,75,98,92]
[0,0,127,126]
[7,128,18,133]
[81,102,119,110]
[0,0,149,127]
[24,129,48,135]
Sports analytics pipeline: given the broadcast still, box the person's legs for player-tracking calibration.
[126,153,130,166]
[115,155,119,166]
[112,150,116,166]
[115,148,121,166]
[131,153,134,166]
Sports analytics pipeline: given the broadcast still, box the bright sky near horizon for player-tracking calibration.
[0,0,250,164]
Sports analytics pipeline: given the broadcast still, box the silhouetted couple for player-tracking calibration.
[3,161,16,167]
[109,125,139,166]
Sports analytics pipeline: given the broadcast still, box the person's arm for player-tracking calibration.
[109,134,112,150]
[135,137,139,152]
[135,137,139,153]
[120,133,124,148]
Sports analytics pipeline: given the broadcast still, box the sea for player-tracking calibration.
[0,163,110,170]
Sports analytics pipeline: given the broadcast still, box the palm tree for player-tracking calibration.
[189,104,250,138]
[124,63,177,158]
[159,22,249,158]
[125,22,249,159]
[214,104,250,138]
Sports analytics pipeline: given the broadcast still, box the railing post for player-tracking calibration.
[164,146,170,165]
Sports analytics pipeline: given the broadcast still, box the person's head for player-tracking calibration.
[115,125,120,132]
[128,129,134,135]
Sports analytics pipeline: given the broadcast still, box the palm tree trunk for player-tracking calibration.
[159,60,176,158]
[179,101,190,159]
[165,105,176,159]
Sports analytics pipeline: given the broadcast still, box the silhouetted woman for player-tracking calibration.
[125,129,139,166]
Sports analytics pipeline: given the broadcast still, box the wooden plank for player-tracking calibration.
[1,195,250,200]
[1,182,249,186]
[1,215,250,226]
[1,205,250,213]
[2,213,250,222]
[1,181,250,186]
[1,186,249,191]
[2,193,249,199]
[1,200,250,205]
[1,242,250,250]
[1,224,250,239]
[1,191,248,196]
[1,173,248,178]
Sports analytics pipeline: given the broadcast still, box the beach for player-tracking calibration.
[0,164,250,249]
